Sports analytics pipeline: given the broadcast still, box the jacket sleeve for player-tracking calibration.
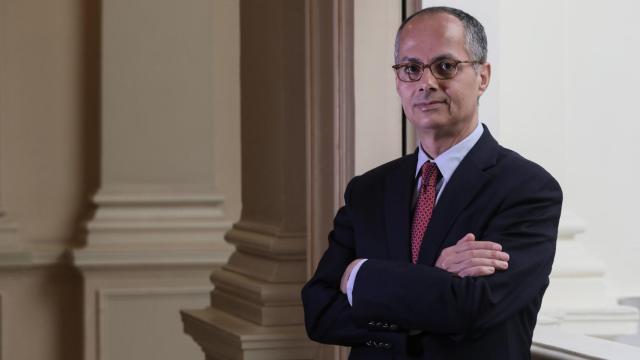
[350,173,562,337]
[301,177,409,352]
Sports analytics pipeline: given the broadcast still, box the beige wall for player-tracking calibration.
[0,267,82,360]
[0,1,241,359]
[0,0,99,251]
[0,1,94,358]
[353,0,402,175]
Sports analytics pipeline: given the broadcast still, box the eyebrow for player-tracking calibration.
[399,53,460,64]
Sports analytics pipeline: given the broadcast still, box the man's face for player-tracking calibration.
[396,13,490,137]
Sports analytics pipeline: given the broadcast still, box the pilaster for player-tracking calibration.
[181,0,336,358]
[73,0,238,359]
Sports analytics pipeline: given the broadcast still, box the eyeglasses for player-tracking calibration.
[392,59,481,81]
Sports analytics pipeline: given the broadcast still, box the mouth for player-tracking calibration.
[414,100,447,111]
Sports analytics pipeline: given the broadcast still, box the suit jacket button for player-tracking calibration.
[382,322,389,328]
[389,324,398,331]
[368,321,376,327]
[376,322,383,328]
[383,342,392,349]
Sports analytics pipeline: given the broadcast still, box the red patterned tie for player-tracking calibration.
[411,162,439,264]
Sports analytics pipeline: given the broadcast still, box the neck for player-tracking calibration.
[419,119,478,158]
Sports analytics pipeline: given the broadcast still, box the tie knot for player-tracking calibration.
[421,161,439,182]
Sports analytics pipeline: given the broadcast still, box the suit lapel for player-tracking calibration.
[418,126,500,265]
[384,152,417,262]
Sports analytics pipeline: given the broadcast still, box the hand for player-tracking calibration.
[340,259,363,294]
[435,233,509,277]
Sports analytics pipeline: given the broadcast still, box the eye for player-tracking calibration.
[434,59,458,77]
[404,63,423,75]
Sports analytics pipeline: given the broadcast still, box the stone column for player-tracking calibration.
[182,0,326,358]
[73,0,239,359]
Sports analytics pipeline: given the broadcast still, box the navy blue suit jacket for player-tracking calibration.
[302,126,563,359]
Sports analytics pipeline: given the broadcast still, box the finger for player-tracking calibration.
[446,250,509,266]
[460,258,509,270]
[437,237,472,267]
[449,258,508,273]
[454,240,502,253]
[464,249,510,261]
[459,266,495,278]
[456,233,475,244]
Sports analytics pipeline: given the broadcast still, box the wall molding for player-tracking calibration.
[0,217,26,268]
[74,189,235,269]
[73,245,231,269]
[85,189,231,246]
[225,222,305,259]
[0,217,30,268]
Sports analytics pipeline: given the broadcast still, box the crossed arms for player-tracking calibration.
[301,169,562,347]
[340,232,510,295]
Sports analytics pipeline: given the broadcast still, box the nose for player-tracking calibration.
[418,67,439,92]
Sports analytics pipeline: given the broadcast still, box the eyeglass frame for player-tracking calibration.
[392,59,483,81]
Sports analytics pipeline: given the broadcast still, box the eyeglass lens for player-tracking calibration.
[398,59,459,81]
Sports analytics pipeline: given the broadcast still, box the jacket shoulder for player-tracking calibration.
[495,145,562,191]
[343,154,415,202]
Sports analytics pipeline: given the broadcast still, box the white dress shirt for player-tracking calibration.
[346,122,484,305]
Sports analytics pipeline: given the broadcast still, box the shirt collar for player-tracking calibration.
[415,121,484,182]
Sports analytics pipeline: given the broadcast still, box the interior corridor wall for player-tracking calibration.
[0,0,242,359]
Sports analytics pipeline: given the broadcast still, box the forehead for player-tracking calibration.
[397,13,468,61]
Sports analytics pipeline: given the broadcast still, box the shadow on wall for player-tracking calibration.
[73,0,102,247]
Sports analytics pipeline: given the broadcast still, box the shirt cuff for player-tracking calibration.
[346,259,367,306]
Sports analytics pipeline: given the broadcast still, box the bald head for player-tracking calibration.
[394,7,487,64]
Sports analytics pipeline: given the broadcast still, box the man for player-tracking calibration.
[302,6,562,360]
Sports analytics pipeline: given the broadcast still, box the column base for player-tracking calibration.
[182,307,317,360]
[541,210,640,337]
[540,307,639,337]
[73,189,235,360]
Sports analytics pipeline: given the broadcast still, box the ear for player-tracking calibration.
[478,62,491,95]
